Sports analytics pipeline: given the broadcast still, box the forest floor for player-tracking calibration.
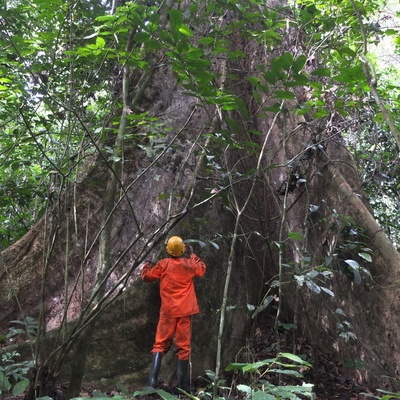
[1,324,389,400]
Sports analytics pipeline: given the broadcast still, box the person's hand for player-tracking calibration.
[134,261,151,277]
[186,244,193,255]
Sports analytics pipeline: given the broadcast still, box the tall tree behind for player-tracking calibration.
[1,0,400,396]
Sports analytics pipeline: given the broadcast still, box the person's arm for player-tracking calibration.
[190,253,207,276]
[186,245,206,277]
[141,260,163,282]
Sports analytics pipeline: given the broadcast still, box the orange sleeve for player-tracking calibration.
[141,260,164,282]
[190,253,206,277]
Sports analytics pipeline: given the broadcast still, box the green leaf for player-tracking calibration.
[237,384,252,394]
[311,67,331,77]
[93,390,109,397]
[358,252,372,262]
[320,287,335,297]
[288,231,302,240]
[13,379,30,396]
[134,31,151,43]
[268,369,303,377]
[168,8,183,36]
[334,64,364,84]
[254,393,275,400]
[70,398,120,400]
[292,55,307,74]
[306,280,321,294]
[96,37,106,48]
[353,269,362,284]
[0,371,11,391]
[208,240,220,250]
[156,389,179,400]
[284,73,309,87]
[274,90,295,100]
[335,308,346,316]
[345,259,360,270]
[313,108,329,118]
[279,52,294,71]
[226,359,273,372]
[178,24,193,37]
[133,387,157,397]
[274,383,313,393]
[279,352,311,367]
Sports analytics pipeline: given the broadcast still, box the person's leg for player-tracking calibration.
[148,317,177,387]
[175,316,192,360]
[153,316,177,354]
[175,316,192,392]
[148,352,162,387]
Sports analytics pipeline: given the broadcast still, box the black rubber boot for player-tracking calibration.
[177,359,190,393]
[148,352,163,387]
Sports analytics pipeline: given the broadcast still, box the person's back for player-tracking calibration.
[139,236,207,392]
[142,254,206,317]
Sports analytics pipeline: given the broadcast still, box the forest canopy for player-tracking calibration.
[1,0,400,247]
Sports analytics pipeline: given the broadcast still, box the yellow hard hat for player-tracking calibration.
[166,236,186,257]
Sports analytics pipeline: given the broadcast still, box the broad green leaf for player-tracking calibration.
[133,386,157,397]
[284,73,309,87]
[198,37,214,45]
[311,67,331,77]
[70,398,120,400]
[134,32,151,43]
[337,46,356,57]
[313,108,329,118]
[179,24,193,37]
[345,259,360,270]
[288,231,302,240]
[0,371,11,391]
[274,383,314,393]
[12,378,30,396]
[335,308,346,316]
[334,64,364,84]
[279,52,294,71]
[168,9,183,35]
[253,393,275,400]
[274,90,295,100]
[93,390,109,397]
[306,280,321,294]
[292,55,307,73]
[237,384,252,394]
[268,369,303,377]
[358,252,372,262]
[353,269,362,284]
[320,287,335,297]
[279,352,311,366]
[226,359,274,372]
[96,37,106,48]
[208,240,220,250]
[157,389,179,400]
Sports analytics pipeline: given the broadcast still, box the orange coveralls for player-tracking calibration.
[141,253,206,360]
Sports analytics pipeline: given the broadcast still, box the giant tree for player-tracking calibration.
[1,0,400,398]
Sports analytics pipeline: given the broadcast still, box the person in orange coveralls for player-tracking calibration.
[140,236,207,392]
